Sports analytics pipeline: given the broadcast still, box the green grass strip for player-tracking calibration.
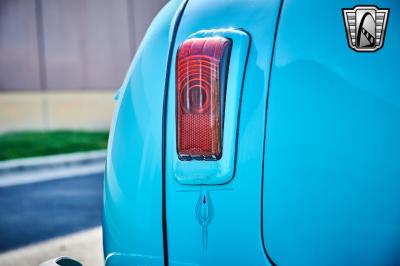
[0,130,108,161]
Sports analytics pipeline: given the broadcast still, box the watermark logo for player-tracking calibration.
[343,6,389,52]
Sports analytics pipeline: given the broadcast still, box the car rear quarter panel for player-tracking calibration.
[103,1,186,265]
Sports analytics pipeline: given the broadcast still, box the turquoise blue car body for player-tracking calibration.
[103,0,400,265]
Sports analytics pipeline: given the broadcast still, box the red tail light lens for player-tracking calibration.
[176,37,232,160]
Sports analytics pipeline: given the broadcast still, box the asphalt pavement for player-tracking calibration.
[0,173,103,253]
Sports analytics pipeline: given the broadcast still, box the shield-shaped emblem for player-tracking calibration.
[343,6,389,52]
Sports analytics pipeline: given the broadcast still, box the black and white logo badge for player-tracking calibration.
[343,6,389,52]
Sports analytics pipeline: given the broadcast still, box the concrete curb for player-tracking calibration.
[0,150,106,175]
[0,227,103,266]
[0,150,107,187]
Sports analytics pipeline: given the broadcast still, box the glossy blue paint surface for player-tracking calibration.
[165,0,281,265]
[103,1,184,265]
[263,1,400,265]
[104,0,400,265]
